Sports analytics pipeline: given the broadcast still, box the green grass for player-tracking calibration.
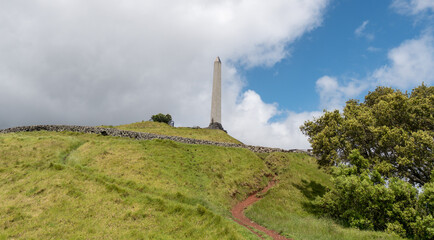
[0,130,403,239]
[245,152,403,240]
[106,121,242,144]
[0,131,266,239]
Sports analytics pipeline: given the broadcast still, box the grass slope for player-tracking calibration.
[0,128,402,239]
[245,153,402,240]
[108,121,242,144]
[0,131,267,239]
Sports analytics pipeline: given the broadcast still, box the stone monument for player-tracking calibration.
[208,57,225,131]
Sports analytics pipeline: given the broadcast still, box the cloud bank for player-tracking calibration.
[316,32,434,110]
[373,33,434,88]
[0,0,329,149]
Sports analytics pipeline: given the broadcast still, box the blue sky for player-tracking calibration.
[243,0,430,113]
[0,0,433,149]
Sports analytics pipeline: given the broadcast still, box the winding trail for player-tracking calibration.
[231,179,291,240]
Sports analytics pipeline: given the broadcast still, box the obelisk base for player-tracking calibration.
[207,122,226,132]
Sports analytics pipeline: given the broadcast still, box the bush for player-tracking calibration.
[412,181,434,239]
[314,150,434,239]
[151,113,173,125]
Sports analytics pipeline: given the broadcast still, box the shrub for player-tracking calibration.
[151,113,172,125]
[314,150,434,239]
[412,181,434,239]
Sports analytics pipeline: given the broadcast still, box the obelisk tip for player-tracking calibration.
[215,56,221,63]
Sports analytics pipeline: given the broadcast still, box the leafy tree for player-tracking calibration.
[301,84,434,186]
[151,113,173,125]
[304,84,434,238]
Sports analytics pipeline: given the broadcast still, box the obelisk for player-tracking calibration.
[209,57,225,131]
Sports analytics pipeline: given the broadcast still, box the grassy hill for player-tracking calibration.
[0,126,402,239]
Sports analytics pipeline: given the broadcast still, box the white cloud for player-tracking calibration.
[316,76,342,110]
[315,76,367,110]
[0,0,329,149]
[392,0,434,15]
[316,32,434,112]
[354,20,374,41]
[373,33,434,88]
[224,90,322,149]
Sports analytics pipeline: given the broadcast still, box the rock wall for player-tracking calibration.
[0,125,312,155]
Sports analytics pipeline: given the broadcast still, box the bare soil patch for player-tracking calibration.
[231,179,291,240]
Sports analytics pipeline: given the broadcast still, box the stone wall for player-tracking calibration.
[0,125,312,155]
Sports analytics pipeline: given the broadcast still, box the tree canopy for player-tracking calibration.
[301,84,433,186]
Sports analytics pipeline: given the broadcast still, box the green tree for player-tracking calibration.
[301,84,434,186]
[151,113,173,125]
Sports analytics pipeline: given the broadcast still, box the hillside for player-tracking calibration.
[246,153,402,240]
[0,127,402,239]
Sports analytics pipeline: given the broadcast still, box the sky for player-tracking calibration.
[0,0,433,149]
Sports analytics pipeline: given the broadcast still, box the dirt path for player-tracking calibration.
[231,179,291,240]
